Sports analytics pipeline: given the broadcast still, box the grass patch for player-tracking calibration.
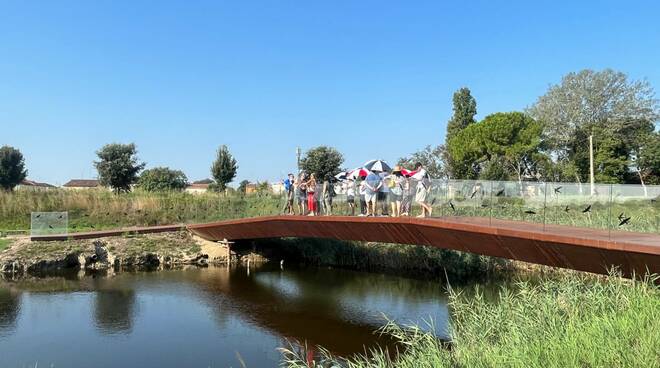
[282,272,660,367]
[0,238,12,252]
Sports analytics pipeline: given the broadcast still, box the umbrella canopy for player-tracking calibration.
[363,159,392,173]
[348,168,371,180]
[334,171,350,181]
[400,168,416,177]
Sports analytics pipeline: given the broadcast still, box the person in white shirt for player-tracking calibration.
[388,166,405,217]
[364,172,381,216]
[412,162,433,217]
[358,176,368,216]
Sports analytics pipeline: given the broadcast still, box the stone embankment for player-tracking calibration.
[0,232,268,277]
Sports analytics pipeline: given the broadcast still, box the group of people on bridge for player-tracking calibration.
[281,162,433,218]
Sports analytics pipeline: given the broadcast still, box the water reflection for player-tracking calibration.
[94,289,136,334]
[0,265,451,367]
[0,288,20,336]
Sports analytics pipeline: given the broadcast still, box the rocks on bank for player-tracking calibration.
[0,232,265,276]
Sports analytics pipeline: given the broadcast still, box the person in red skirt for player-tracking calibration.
[306,173,318,216]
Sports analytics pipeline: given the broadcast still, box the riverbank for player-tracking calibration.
[282,271,660,368]
[0,232,250,277]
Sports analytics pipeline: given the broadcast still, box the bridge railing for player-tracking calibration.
[320,179,659,239]
[4,180,657,239]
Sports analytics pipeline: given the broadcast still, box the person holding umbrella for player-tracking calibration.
[364,171,382,216]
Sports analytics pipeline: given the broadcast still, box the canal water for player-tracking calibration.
[0,264,454,367]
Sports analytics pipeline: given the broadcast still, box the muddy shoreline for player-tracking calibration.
[0,232,271,278]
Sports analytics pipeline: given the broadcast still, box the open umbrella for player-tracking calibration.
[400,169,416,177]
[348,168,371,180]
[363,159,392,173]
[334,171,350,181]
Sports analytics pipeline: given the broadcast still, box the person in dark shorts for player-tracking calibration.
[282,173,295,215]
[344,179,356,216]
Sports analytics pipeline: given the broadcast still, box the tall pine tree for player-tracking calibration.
[445,87,477,178]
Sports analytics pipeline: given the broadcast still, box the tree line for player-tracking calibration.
[0,143,239,193]
[1,68,658,193]
[402,69,659,186]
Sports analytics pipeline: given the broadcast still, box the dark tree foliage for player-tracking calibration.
[0,145,28,191]
[300,146,344,180]
[397,145,446,179]
[237,180,250,194]
[210,145,238,192]
[94,143,145,194]
[528,69,659,183]
[446,87,477,141]
[445,87,477,178]
[137,167,188,192]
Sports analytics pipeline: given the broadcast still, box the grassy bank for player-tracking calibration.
[0,189,281,232]
[282,272,660,367]
[253,238,512,283]
[0,239,11,252]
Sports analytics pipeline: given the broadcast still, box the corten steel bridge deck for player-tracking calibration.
[188,215,660,277]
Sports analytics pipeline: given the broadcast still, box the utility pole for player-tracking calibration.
[589,135,595,196]
[296,147,301,173]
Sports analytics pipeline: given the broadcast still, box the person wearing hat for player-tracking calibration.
[388,166,405,217]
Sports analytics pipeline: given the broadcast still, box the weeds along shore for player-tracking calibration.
[281,271,660,368]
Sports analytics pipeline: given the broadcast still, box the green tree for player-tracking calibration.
[0,145,28,191]
[137,167,188,192]
[445,87,477,178]
[632,131,660,185]
[210,145,238,192]
[447,112,546,182]
[528,69,659,183]
[237,180,250,194]
[446,87,477,140]
[300,146,344,180]
[94,143,145,193]
[397,145,446,178]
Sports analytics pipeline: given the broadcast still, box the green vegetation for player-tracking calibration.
[0,145,28,192]
[210,144,238,191]
[0,189,281,232]
[403,69,660,185]
[447,112,545,181]
[259,237,510,282]
[137,167,188,192]
[282,272,660,368]
[300,146,344,180]
[0,238,11,252]
[94,143,146,193]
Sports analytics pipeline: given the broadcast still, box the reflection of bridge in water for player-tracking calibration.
[189,215,660,277]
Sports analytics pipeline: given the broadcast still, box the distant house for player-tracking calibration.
[245,183,258,194]
[63,179,101,190]
[271,182,285,194]
[17,179,56,191]
[185,182,211,194]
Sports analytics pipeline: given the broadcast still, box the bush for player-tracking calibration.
[138,167,188,192]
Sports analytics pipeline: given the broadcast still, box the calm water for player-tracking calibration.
[0,264,453,367]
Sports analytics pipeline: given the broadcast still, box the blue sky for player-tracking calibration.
[2,0,659,185]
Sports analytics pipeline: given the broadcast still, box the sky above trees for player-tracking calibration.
[2,1,659,185]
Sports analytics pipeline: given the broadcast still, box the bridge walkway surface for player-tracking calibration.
[188,215,660,277]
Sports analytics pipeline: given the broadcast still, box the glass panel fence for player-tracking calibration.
[2,181,658,238]
[610,183,660,240]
